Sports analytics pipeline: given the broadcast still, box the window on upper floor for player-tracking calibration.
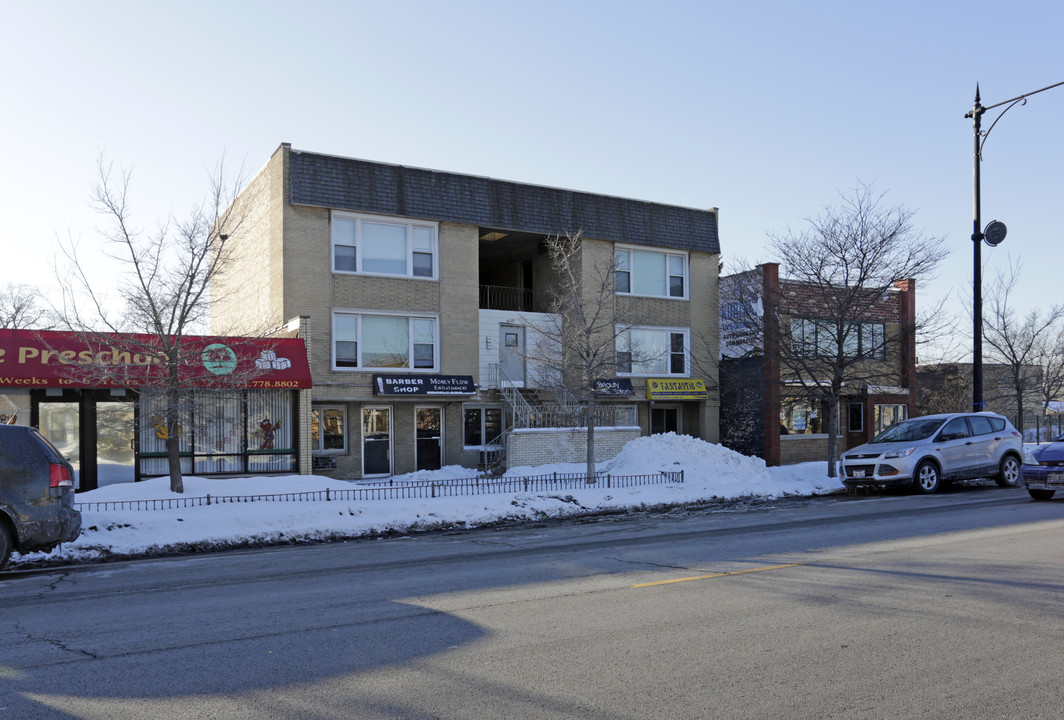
[790,318,886,360]
[333,312,438,371]
[331,212,438,279]
[614,247,687,299]
[616,327,689,376]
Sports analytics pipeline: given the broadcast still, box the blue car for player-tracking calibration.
[1020,436,1064,500]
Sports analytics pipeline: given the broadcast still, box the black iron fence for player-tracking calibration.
[75,470,684,512]
[1022,413,1064,443]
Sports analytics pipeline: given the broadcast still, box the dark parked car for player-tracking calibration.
[0,425,82,570]
[1020,435,1064,500]
[840,412,1023,494]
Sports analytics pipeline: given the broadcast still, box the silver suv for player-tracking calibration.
[840,412,1023,494]
[0,425,82,570]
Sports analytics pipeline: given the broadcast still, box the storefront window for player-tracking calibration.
[848,402,864,432]
[312,406,346,452]
[464,406,503,447]
[0,390,28,425]
[139,392,193,478]
[248,390,296,472]
[780,398,837,435]
[193,393,243,473]
[138,390,297,477]
[874,404,908,435]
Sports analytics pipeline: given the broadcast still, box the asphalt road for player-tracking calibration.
[2,483,1063,719]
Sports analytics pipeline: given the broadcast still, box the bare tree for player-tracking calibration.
[1034,324,1064,441]
[523,231,643,480]
[769,183,945,476]
[983,259,1064,436]
[54,155,248,493]
[0,284,53,329]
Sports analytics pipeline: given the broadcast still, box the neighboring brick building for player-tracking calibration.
[917,362,1045,438]
[719,263,916,466]
[211,144,721,478]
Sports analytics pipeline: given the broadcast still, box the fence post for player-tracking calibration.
[206,494,211,506]
[326,488,331,501]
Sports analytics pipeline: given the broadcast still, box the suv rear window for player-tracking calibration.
[968,415,993,435]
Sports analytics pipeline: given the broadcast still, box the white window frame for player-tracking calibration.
[462,405,505,449]
[361,405,392,478]
[311,405,347,453]
[332,311,439,372]
[614,246,688,300]
[331,211,439,280]
[874,403,908,435]
[415,405,444,471]
[616,326,690,377]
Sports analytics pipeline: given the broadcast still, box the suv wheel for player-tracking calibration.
[996,455,1021,487]
[1029,488,1056,501]
[0,524,11,571]
[914,461,941,494]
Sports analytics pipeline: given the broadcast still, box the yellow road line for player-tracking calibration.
[631,562,805,588]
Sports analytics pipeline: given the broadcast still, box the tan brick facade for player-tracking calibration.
[212,144,722,479]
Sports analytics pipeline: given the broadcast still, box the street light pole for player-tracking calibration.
[965,80,1064,412]
[970,89,985,412]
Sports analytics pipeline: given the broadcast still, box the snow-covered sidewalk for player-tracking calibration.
[10,433,843,569]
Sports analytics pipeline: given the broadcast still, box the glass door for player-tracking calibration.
[362,407,391,476]
[416,407,442,471]
[96,401,135,486]
[650,405,680,435]
[38,402,81,488]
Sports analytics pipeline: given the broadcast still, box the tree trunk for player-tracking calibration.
[166,362,184,494]
[825,397,839,478]
[1015,389,1025,439]
[166,428,184,494]
[585,399,597,483]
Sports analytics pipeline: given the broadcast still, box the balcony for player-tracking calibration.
[479,285,545,313]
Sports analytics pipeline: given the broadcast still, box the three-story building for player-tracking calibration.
[211,144,721,478]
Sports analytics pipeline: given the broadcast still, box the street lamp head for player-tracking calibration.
[983,220,1007,247]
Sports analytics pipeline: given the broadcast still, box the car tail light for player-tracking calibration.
[49,463,73,488]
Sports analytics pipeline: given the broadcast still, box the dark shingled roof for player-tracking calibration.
[288,149,719,254]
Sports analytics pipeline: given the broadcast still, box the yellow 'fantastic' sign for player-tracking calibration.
[646,378,707,400]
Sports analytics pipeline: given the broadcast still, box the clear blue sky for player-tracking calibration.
[3,0,1062,359]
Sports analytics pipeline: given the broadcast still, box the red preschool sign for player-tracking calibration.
[0,329,312,389]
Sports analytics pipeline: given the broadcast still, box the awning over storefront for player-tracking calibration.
[0,329,313,389]
[646,378,708,400]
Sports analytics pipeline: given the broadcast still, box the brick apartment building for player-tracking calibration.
[719,263,916,466]
[210,144,721,478]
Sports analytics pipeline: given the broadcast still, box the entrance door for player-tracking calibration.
[416,407,442,471]
[96,401,135,486]
[362,407,391,476]
[650,405,681,435]
[499,324,525,386]
[38,402,81,488]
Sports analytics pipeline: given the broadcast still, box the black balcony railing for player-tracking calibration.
[479,285,543,312]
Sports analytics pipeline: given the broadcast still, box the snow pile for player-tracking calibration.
[8,433,843,569]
